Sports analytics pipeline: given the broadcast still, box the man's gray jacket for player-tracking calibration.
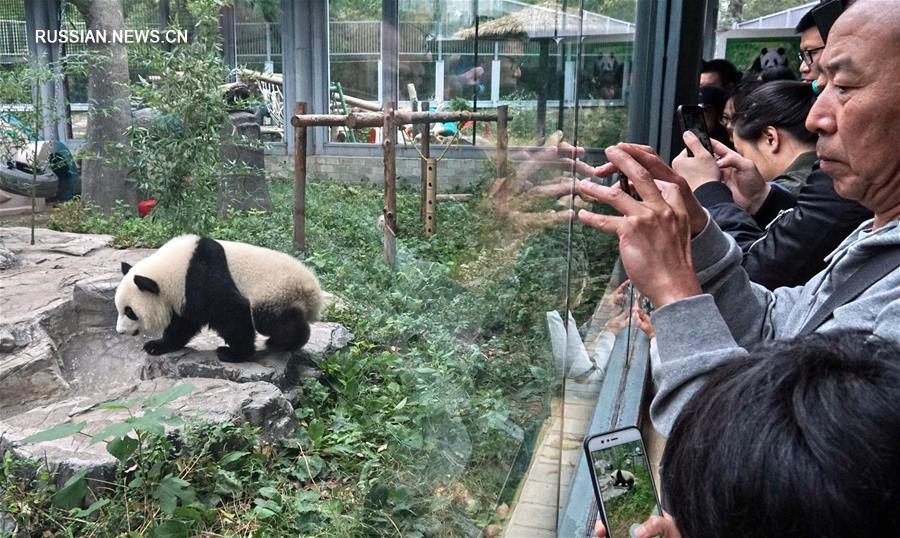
[650,216,900,435]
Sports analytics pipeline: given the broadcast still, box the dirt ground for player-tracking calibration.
[0,210,53,228]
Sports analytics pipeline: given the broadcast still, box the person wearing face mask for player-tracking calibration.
[672,80,870,290]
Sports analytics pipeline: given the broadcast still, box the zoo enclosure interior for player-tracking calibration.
[0,0,722,535]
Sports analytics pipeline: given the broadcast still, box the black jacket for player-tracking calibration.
[693,164,873,290]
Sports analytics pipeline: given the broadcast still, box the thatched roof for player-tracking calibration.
[451,2,635,41]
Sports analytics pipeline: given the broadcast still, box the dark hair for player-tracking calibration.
[732,80,817,144]
[794,10,816,33]
[701,59,742,88]
[726,78,763,114]
[661,332,900,538]
[699,85,727,113]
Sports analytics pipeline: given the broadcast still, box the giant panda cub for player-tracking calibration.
[115,235,323,362]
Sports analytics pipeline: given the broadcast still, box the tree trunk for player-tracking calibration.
[70,0,137,213]
[728,0,745,23]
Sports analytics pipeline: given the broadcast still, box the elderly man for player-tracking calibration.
[578,0,900,435]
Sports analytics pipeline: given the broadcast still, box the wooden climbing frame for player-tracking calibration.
[291,103,509,267]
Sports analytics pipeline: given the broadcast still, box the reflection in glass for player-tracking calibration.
[320,0,639,534]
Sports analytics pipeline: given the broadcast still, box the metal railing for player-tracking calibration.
[234,21,282,69]
[0,19,27,61]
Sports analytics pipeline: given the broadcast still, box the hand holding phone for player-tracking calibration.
[677,105,714,158]
[584,427,662,538]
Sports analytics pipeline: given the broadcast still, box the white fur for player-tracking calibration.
[217,239,323,321]
[115,235,322,336]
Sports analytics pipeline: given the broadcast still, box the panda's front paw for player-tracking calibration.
[216,346,253,363]
[144,339,175,355]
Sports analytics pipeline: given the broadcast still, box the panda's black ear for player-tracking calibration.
[121,262,132,275]
[777,47,785,55]
[133,275,160,295]
[761,47,768,54]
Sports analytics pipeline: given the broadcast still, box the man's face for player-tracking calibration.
[699,72,722,88]
[798,27,825,82]
[806,7,900,215]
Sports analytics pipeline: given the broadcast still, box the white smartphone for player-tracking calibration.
[583,426,662,538]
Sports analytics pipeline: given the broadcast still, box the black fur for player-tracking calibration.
[613,469,635,489]
[146,237,313,363]
[144,311,202,355]
[149,237,255,362]
[253,304,310,351]
[134,274,160,295]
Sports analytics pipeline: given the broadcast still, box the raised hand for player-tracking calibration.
[577,144,703,308]
[709,138,770,214]
[671,131,722,190]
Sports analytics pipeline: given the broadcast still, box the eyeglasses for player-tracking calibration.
[798,46,826,67]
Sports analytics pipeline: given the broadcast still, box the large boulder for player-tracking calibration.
[217,111,273,216]
[0,228,352,480]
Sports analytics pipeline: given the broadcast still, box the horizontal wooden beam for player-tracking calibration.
[335,94,381,112]
[290,110,503,128]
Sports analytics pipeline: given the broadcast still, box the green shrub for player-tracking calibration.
[37,174,620,535]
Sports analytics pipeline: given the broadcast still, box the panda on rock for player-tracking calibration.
[115,235,323,362]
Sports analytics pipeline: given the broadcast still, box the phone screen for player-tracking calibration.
[588,438,660,538]
[678,106,714,156]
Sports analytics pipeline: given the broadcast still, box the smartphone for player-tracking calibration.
[677,104,714,157]
[584,427,662,538]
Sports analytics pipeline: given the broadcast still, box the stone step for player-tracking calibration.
[0,376,294,484]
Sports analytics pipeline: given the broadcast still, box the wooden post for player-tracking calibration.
[425,158,437,237]
[293,102,307,250]
[420,100,430,221]
[383,101,398,268]
[536,40,550,142]
[496,105,509,217]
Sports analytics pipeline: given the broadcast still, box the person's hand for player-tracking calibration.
[709,139,770,214]
[577,145,703,308]
[589,144,708,237]
[632,299,655,338]
[605,280,631,310]
[595,512,682,538]
[671,131,721,190]
[491,131,591,233]
[604,308,632,333]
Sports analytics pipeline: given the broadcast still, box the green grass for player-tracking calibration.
[5,173,620,536]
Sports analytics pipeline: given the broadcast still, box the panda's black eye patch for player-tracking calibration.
[125,306,138,320]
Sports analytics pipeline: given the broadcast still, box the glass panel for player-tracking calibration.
[301,0,640,535]
[559,0,640,533]
[234,2,282,75]
[329,0,381,131]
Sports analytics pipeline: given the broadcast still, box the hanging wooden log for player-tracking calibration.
[293,102,307,250]
[420,100,430,221]
[436,193,473,202]
[496,105,510,217]
[336,94,381,111]
[424,158,437,237]
[383,101,398,268]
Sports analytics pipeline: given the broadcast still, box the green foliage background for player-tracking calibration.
[24,173,620,535]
